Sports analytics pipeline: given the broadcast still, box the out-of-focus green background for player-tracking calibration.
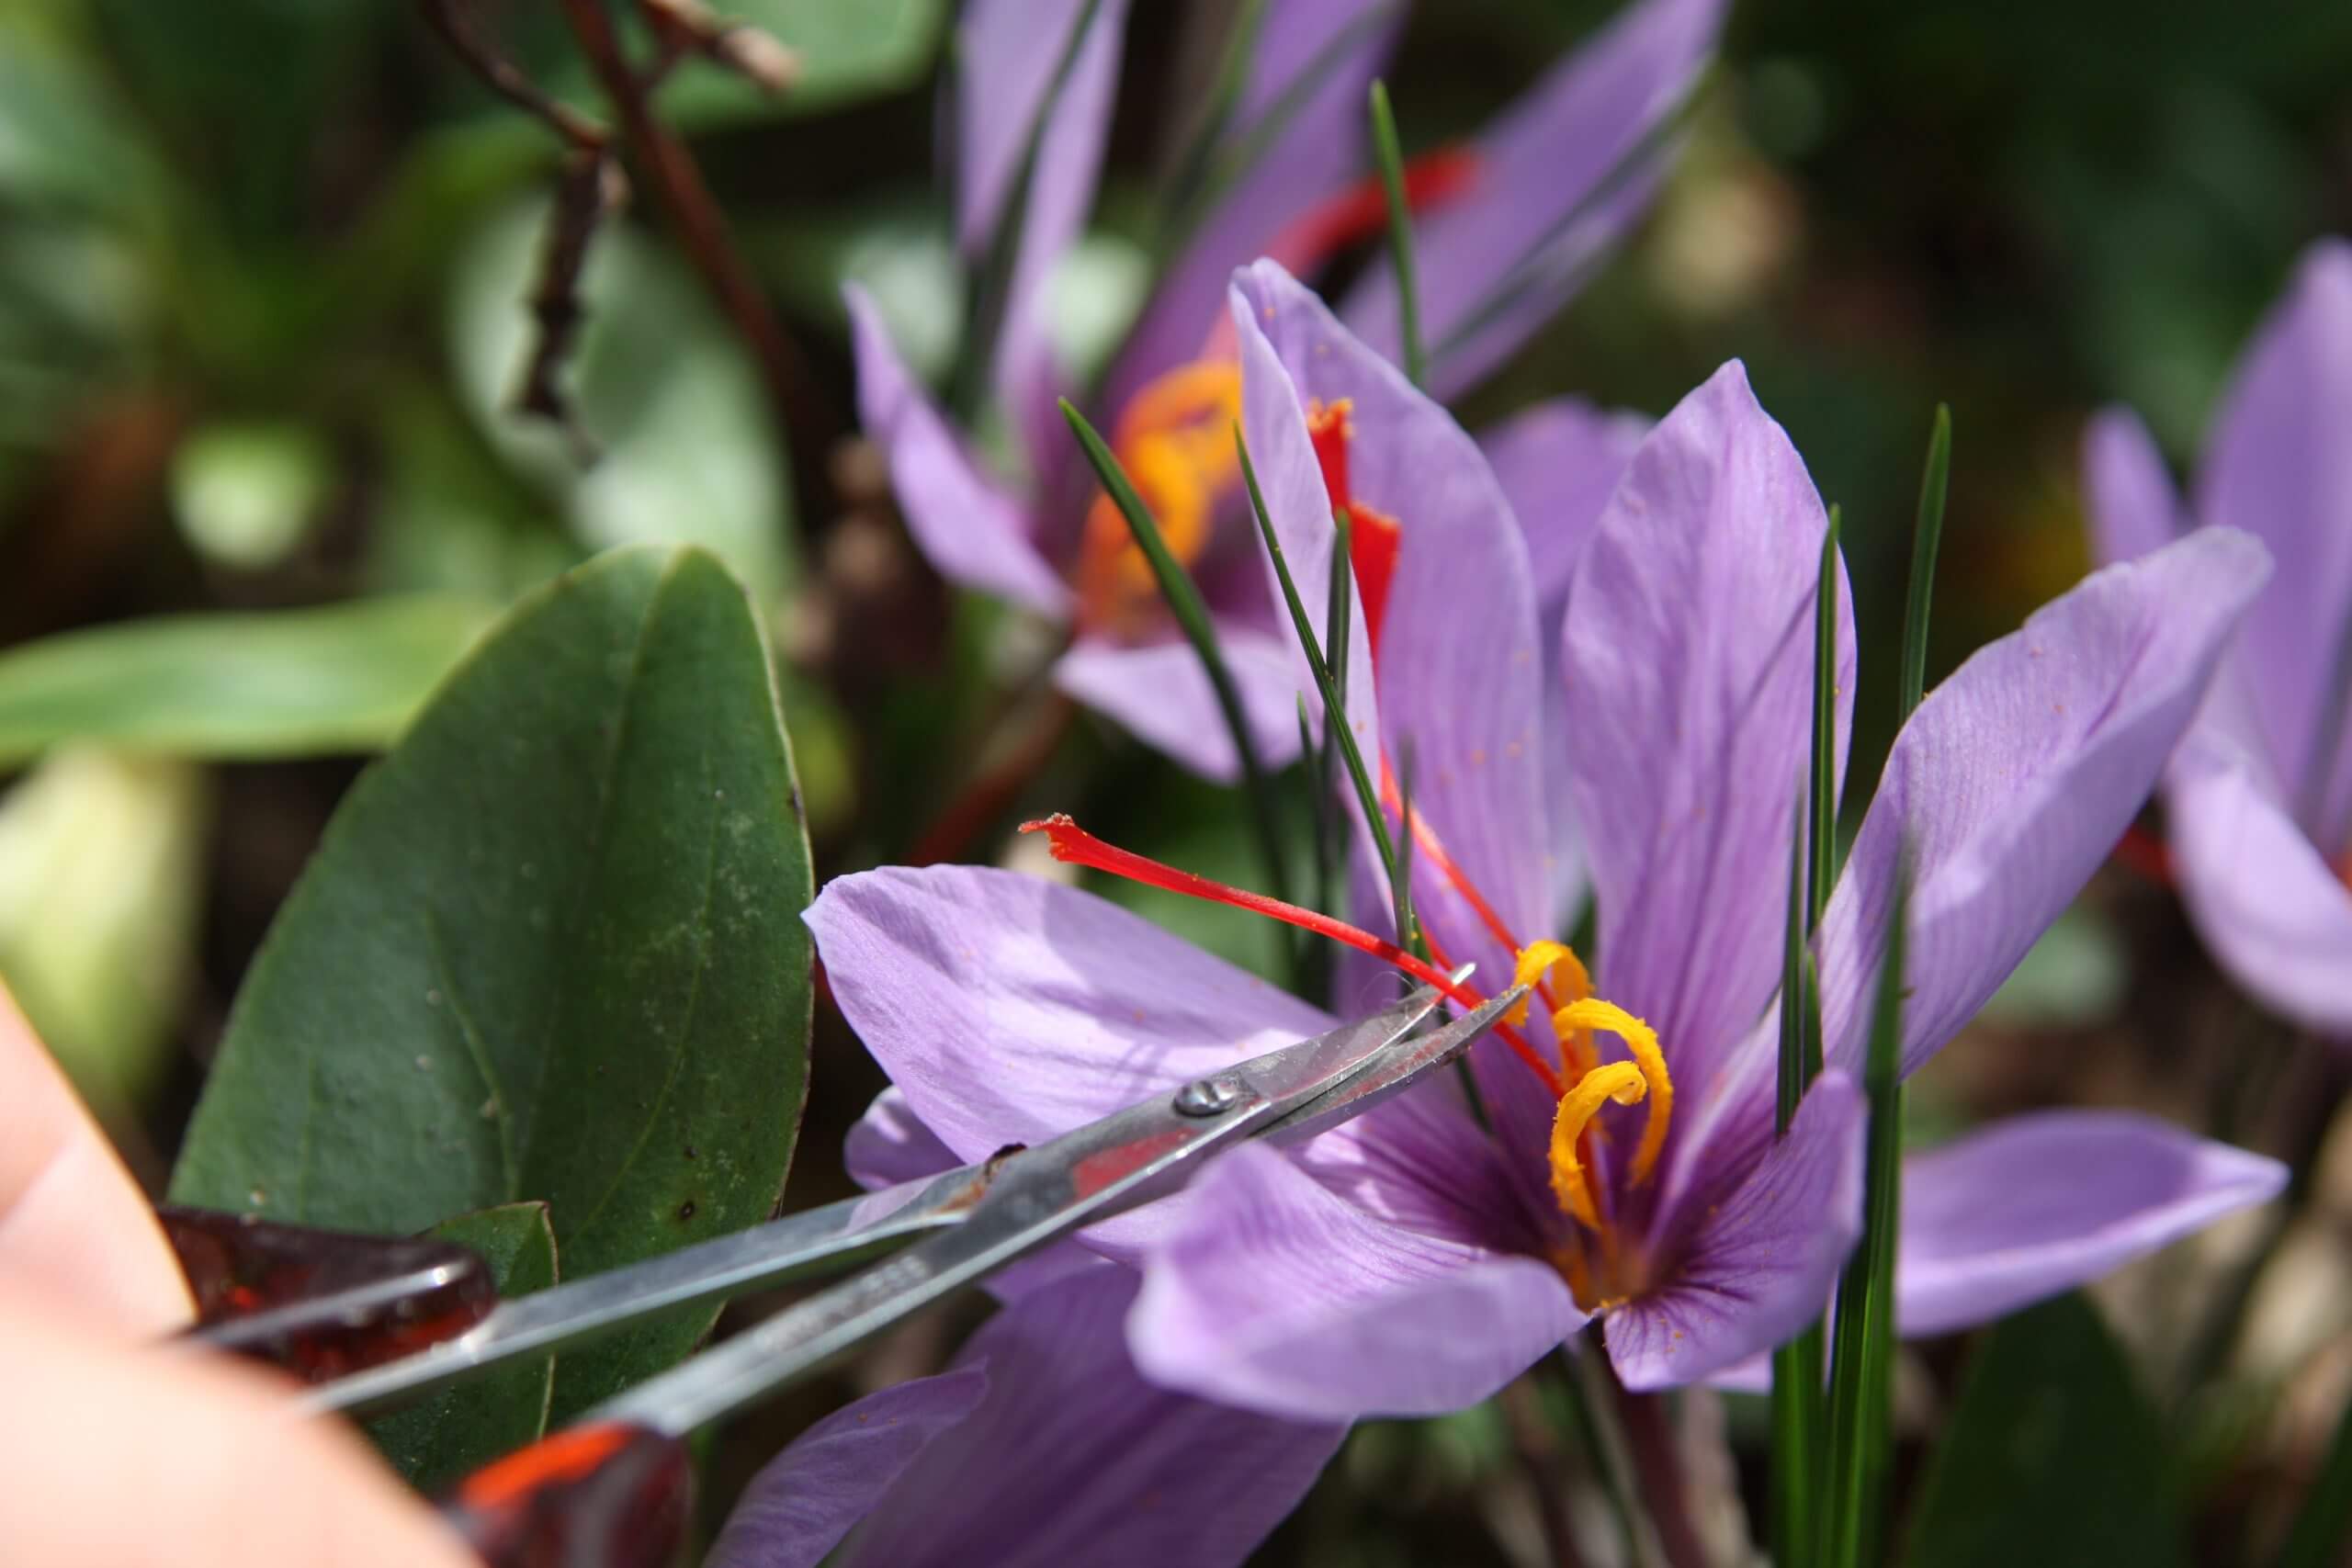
[2,0,2346,1562]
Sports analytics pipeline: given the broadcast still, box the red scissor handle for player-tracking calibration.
[162,1204,495,1382]
[441,1422,694,1568]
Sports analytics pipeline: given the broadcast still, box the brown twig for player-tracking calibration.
[638,0,800,90]
[514,148,628,449]
[418,0,607,152]
[555,0,836,465]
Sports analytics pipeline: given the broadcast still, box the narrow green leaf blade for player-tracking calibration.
[1770,772,1820,1567]
[169,545,815,1421]
[0,597,498,766]
[1367,79,1423,389]
[1823,848,1910,1568]
[1236,428,1403,906]
[366,1201,557,1490]
[1807,505,1844,925]
[1062,400,1292,908]
[1904,1295,2190,1568]
[1899,406,1952,724]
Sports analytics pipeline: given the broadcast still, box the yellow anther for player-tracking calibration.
[1511,940,1597,1073]
[1115,360,1243,450]
[1080,359,1244,632]
[1549,1062,1645,1232]
[1554,998,1672,1187]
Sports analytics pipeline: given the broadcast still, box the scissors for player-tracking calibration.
[166,973,1524,1568]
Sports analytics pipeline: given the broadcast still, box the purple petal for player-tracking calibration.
[1898,1111,2284,1337]
[841,1269,1344,1568]
[955,0,1091,253]
[2193,239,2352,843]
[1130,1144,1585,1420]
[844,1086,960,1190]
[1562,360,1854,1094]
[1231,260,1552,952]
[809,865,1331,1163]
[2165,721,2352,1036]
[1606,1070,1864,1392]
[845,288,1069,617]
[707,1367,989,1568]
[1481,397,1649,931]
[1816,527,2271,1081]
[1053,628,1308,782]
[2081,408,2182,570]
[1230,267,1381,765]
[1342,0,1725,398]
[1480,398,1651,621]
[1105,0,1399,406]
[994,0,1131,484]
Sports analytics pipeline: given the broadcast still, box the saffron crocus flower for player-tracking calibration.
[849,0,1719,779]
[807,266,2280,1425]
[2086,238,2352,1038]
[705,1265,1340,1568]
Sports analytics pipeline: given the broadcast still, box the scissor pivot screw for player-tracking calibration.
[1172,1076,1245,1117]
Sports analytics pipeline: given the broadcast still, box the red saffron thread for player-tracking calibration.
[1268,146,1482,278]
[1022,813,1564,1096]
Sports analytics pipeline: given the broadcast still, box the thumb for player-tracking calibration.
[0,1287,479,1568]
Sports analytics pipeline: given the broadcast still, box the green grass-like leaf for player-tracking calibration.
[1367,79,1424,388]
[1823,846,1911,1567]
[1900,407,1952,723]
[1063,400,1293,908]
[2274,1380,2352,1568]
[1808,504,1845,923]
[1235,427,1408,927]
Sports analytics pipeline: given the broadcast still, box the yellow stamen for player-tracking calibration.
[1511,940,1598,1076]
[1079,359,1243,632]
[1555,998,1673,1186]
[1549,1062,1645,1231]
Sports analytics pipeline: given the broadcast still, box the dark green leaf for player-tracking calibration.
[367,1201,558,1491]
[0,597,499,766]
[1903,1294,2190,1568]
[1807,504,1843,924]
[170,546,814,1421]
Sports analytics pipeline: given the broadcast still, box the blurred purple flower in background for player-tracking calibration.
[2086,238,2352,1040]
[848,0,1718,778]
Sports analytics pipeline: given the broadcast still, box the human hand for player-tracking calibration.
[0,986,476,1568]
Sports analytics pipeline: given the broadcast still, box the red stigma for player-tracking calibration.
[1306,400,1402,657]
[1022,814,1564,1097]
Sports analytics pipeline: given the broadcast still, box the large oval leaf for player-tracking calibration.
[171,545,813,1418]
[367,1201,559,1490]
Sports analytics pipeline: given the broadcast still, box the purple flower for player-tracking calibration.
[806,266,2279,1437]
[849,0,1719,779]
[706,1266,1340,1568]
[2086,238,2352,1038]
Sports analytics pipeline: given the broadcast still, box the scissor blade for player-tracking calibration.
[302,1162,987,1417]
[1263,983,1531,1148]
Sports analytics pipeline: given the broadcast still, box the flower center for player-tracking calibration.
[1021,812,1673,1307]
[1077,359,1245,635]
